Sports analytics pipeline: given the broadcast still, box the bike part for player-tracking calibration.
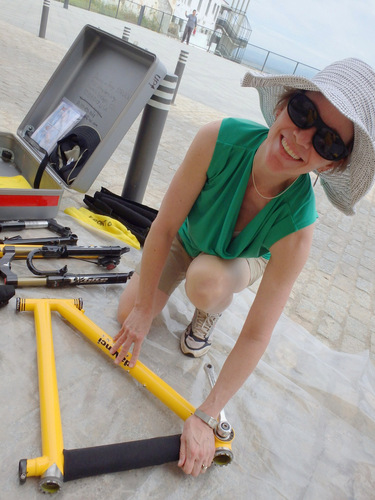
[0,219,78,246]
[16,298,234,490]
[0,284,15,306]
[0,246,132,290]
[63,435,181,481]
[26,245,129,275]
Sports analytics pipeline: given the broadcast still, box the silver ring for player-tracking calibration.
[201,464,208,471]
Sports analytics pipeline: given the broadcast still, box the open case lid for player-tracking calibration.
[17,25,167,193]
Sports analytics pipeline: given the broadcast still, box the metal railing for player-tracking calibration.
[56,0,319,76]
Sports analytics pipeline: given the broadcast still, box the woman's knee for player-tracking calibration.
[185,255,233,310]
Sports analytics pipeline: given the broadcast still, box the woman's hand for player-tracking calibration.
[178,415,216,476]
[110,307,153,367]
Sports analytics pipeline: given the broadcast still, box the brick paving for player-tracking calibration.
[1,0,374,362]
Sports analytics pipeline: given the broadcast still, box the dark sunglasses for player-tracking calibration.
[287,92,351,161]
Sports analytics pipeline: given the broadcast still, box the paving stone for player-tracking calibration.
[341,334,367,354]
[345,317,370,345]
[317,317,343,342]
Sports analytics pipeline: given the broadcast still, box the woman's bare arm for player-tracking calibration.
[178,223,315,475]
[111,121,222,366]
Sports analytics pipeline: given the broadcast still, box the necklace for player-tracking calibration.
[251,166,299,200]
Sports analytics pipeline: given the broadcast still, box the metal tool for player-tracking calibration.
[204,363,234,440]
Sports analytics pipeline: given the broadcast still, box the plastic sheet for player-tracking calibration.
[0,211,374,499]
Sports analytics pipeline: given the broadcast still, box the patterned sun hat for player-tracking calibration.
[241,58,375,215]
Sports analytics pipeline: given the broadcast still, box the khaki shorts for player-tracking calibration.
[136,235,268,296]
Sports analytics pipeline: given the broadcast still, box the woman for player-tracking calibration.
[110,58,375,476]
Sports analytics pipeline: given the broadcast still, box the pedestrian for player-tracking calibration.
[181,9,197,45]
[111,58,375,477]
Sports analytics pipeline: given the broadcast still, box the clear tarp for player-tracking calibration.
[1,212,374,499]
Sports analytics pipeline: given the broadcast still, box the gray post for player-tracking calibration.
[122,26,131,42]
[121,74,178,202]
[63,0,69,9]
[171,50,189,104]
[137,5,145,26]
[39,0,50,39]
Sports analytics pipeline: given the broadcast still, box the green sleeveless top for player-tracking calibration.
[178,118,317,260]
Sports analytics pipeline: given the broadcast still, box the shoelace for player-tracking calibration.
[193,310,220,340]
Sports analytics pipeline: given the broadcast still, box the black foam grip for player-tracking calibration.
[0,285,15,307]
[63,434,181,482]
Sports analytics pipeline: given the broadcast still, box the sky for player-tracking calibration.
[245,0,375,71]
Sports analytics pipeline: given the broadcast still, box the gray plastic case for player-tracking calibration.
[0,25,167,219]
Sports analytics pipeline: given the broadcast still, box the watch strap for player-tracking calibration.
[194,408,218,430]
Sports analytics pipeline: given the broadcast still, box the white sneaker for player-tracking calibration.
[180,308,222,357]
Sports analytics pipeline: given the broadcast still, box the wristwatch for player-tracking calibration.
[194,408,218,430]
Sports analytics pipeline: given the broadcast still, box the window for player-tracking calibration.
[205,0,211,16]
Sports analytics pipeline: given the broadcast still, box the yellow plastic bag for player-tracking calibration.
[64,207,140,250]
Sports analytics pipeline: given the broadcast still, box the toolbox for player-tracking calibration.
[0,25,167,220]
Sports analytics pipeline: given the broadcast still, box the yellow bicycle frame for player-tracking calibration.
[17,298,234,493]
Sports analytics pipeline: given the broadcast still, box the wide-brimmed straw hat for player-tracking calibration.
[241,58,375,215]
